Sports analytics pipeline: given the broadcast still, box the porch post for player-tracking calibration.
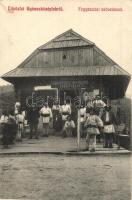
[77,108,81,151]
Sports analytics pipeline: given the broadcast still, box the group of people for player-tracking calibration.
[0,110,18,148]
[0,95,118,152]
[0,100,73,147]
[27,100,73,138]
[79,95,118,152]
[81,105,117,152]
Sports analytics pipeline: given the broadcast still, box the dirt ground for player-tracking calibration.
[0,154,131,200]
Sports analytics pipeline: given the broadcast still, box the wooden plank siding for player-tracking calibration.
[24,47,94,68]
[93,48,113,66]
[111,97,131,132]
[22,46,115,69]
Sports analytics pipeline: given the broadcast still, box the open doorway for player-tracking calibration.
[59,89,79,105]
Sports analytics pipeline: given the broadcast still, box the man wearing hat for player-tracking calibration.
[84,107,103,152]
[27,105,40,139]
[101,105,117,148]
[93,95,106,117]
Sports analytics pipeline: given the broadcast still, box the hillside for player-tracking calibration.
[0,84,15,115]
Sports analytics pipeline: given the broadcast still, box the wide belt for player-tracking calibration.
[104,122,112,125]
[62,112,69,115]
[42,114,50,117]
[87,124,97,128]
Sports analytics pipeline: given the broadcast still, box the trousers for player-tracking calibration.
[86,133,96,150]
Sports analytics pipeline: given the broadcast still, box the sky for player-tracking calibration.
[0,0,132,96]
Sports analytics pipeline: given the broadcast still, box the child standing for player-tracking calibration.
[63,115,75,137]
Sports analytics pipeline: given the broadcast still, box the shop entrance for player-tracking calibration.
[34,86,58,107]
[59,89,79,105]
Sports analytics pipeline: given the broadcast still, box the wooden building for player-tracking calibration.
[2,29,131,108]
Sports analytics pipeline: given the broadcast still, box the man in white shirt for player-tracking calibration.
[40,102,52,137]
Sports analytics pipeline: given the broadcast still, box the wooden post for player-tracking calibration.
[77,109,81,151]
[64,92,66,103]
[47,96,49,104]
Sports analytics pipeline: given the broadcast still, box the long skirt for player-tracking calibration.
[1,123,17,145]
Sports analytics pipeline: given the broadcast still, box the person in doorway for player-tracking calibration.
[27,105,40,139]
[63,115,75,137]
[84,107,103,152]
[61,100,71,130]
[40,102,52,137]
[101,105,117,148]
[52,101,61,132]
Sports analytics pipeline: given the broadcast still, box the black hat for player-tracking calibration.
[104,105,112,110]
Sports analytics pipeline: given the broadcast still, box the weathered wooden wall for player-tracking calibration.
[111,97,131,132]
[23,46,114,68]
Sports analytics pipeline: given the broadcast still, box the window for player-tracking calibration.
[63,54,67,59]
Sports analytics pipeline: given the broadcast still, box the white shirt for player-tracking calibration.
[61,104,71,114]
[64,120,75,129]
[0,115,8,124]
[16,114,25,124]
[61,104,71,121]
[40,107,52,123]
[52,105,61,111]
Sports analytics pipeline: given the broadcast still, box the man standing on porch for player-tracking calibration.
[84,107,103,152]
[40,102,52,137]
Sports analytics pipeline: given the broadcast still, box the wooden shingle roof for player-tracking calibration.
[2,29,131,80]
[2,65,130,78]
